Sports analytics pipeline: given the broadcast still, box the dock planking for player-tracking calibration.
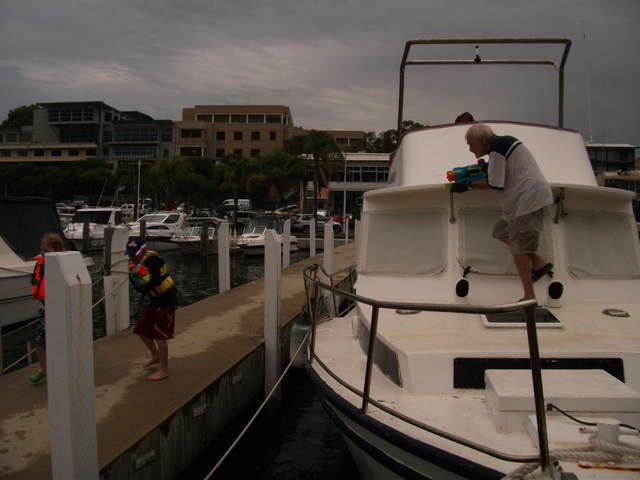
[0,243,357,480]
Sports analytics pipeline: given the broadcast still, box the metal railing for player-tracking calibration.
[303,263,551,471]
[397,38,572,135]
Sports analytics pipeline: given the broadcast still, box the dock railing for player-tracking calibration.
[303,263,551,471]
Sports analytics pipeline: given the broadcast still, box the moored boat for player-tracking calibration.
[63,207,124,251]
[303,38,640,480]
[237,214,299,256]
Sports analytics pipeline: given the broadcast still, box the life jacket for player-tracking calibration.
[141,250,174,297]
[31,255,45,300]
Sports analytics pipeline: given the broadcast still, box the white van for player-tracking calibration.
[222,199,251,211]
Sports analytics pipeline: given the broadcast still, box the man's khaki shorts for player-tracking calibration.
[493,208,544,255]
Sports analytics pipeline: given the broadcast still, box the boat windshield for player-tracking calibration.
[139,214,169,223]
[70,211,112,224]
[245,218,281,234]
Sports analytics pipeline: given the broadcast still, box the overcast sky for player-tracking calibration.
[1,0,638,148]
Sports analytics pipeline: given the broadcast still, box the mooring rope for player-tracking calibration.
[202,330,310,480]
[504,435,640,479]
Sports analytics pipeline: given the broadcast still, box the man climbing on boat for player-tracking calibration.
[462,123,554,300]
[127,236,178,381]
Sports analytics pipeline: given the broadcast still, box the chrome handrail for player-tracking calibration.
[397,38,572,134]
[303,263,550,470]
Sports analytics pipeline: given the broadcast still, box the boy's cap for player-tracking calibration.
[126,237,146,256]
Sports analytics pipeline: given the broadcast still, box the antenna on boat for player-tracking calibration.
[474,45,481,63]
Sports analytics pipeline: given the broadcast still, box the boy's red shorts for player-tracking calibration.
[133,306,176,340]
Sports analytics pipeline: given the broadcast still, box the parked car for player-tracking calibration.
[220,198,252,212]
[291,213,342,234]
[274,204,301,216]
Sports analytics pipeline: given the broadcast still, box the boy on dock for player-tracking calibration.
[127,237,178,381]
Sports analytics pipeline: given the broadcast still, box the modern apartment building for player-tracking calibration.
[176,105,294,159]
[0,102,173,167]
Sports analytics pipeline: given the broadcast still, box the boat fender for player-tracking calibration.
[546,281,563,308]
[455,278,469,297]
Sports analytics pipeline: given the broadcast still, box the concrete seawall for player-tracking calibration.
[0,244,356,480]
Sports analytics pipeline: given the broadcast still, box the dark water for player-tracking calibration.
[3,249,361,480]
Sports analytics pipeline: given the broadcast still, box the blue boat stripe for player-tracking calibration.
[319,394,433,480]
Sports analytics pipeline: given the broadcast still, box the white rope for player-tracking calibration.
[202,330,310,480]
[503,435,640,479]
[1,347,36,374]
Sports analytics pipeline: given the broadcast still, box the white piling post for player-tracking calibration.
[355,219,361,246]
[218,221,230,293]
[323,222,334,276]
[46,252,98,480]
[104,226,131,334]
[309,219,316,257]
[264,230,281,404]
[345,217,350,245]
[283,218,291,270]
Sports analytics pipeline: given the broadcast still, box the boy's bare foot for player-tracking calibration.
[143,358,159,368]
[147,370,169,381]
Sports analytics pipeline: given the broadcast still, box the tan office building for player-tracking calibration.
[176,105,295,159]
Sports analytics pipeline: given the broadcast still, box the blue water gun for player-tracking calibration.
[445,160,487,193]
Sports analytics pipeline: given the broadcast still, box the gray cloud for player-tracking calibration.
[1,0,638,147]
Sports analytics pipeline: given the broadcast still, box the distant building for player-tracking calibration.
[0,101,173,167]
[177,105,294,159]
[585,143,636,173]
[327,152,390,215]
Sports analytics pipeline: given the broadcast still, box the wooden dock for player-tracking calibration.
[0,244,356,480]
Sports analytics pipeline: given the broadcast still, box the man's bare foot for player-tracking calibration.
[147,370,169,381]
[143,358,159,368]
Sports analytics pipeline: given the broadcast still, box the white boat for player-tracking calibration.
[0,197,67,330]
[127,211,190,251]
[236,215,299,256]
[303,39,640,480]
[63,207,124,251]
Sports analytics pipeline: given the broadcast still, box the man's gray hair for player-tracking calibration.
[465,123,495,142]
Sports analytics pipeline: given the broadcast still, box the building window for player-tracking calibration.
[214,114,229,123]
[103,147,110,155]
[34,149,45,157]
[16,150,27,157]
[51,150,62,157]
[231,114,246,123]
[266,114,282,124]
[181,129,202,138]
[215,148,225,158]
[103,131,113,142]
[161,128,172,142]
[0,133,3,142]
[21,132,32,142]
[179,146,203,157]
[197,114,213,122]
[86,149,97,156]
[250,149,260,157]
[6,132,17,142]
[216,131,226,140]
[105,111,113,122]
[68,149,80,156]
[269,131,277,141]
[233,148,243,156]
[251,131,260,141]
[248,114,264,123]
[114,126,158,142]
[234,131,243,140]
[163,149,169,157]
[0,150,11,157]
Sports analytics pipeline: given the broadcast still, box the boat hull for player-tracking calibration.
[306,365,504,480]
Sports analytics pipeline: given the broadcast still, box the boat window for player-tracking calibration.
[565,210,640,278]
[458,208,553,275]
[165,215,181,224]
[140,215,165,223]
[70,211,112,224]
[359,210,444,274]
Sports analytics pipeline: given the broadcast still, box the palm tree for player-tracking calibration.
[286,130,343,230]
[217,154,256,229]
